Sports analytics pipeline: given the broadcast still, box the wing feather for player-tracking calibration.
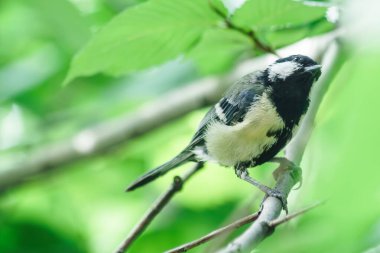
[186,72,266,150]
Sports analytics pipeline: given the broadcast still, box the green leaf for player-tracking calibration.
[260,18,336,48]
[65,0,221,84]
[232,0,328,31]
[187,29,252,75]
[209,0,229,17]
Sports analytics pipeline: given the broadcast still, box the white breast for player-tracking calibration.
[204,93,285,167]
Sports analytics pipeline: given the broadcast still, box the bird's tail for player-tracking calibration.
[126,152,193,192]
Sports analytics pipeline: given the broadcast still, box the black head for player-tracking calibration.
[262,55,322,125]
[261,55,321,99]
[264,55,321,86]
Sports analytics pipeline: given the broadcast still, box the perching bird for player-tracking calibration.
[126,55,321,206]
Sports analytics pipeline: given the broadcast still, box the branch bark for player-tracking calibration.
[218,38,346,253]
[165,212,259,253]
[166,201,323,253]
[203,194,260,252]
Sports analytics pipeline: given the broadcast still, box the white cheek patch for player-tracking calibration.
[268,61,300,81]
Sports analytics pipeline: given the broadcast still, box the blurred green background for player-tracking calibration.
[0,0,379,252]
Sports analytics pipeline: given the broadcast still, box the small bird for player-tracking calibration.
[126,55,321,207]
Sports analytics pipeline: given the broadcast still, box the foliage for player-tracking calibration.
[65,0,333,82]
[1,0,379,253]
[65,0,221,83]
[231,0,327,30]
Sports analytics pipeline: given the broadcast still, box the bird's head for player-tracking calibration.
[263,55,322,93]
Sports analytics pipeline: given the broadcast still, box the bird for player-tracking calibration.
[126,55,321,208]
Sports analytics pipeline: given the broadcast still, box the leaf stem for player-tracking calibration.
[208,0,279,56]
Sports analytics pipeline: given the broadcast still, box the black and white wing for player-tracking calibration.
[186,72,266,150]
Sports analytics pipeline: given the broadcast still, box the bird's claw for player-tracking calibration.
[262,188,288,214]
[235,162,289,213]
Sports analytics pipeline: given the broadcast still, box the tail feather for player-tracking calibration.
[126,152,193,192]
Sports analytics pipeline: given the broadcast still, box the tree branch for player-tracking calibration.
[267,200,325,227]
[165,212,259,253]
[115,163,204,253]
[204,194,260,253]
[218,38,346,253]
[0,79,221,192]
[165,201,323,253]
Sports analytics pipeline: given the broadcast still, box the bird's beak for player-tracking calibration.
[304,65,322,72]
[304,64,322,79]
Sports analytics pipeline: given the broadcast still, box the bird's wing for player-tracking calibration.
[127,73,266,191]
[187,107,217,146]
[187,72,266,149]
[216,89,260,126]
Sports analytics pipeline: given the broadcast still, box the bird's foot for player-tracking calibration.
[261,188,288,214]
[234,164,288,213]
[235,165,246,178]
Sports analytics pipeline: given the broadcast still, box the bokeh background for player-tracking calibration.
[0,0,379,252]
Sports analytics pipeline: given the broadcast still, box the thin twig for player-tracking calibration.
[268,200,325,227]
[165,212,259,253]
[204,193,261,253]
[166,201,323,253]
[115,163,204,253]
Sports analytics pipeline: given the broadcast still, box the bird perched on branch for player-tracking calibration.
[126,55,321,208]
